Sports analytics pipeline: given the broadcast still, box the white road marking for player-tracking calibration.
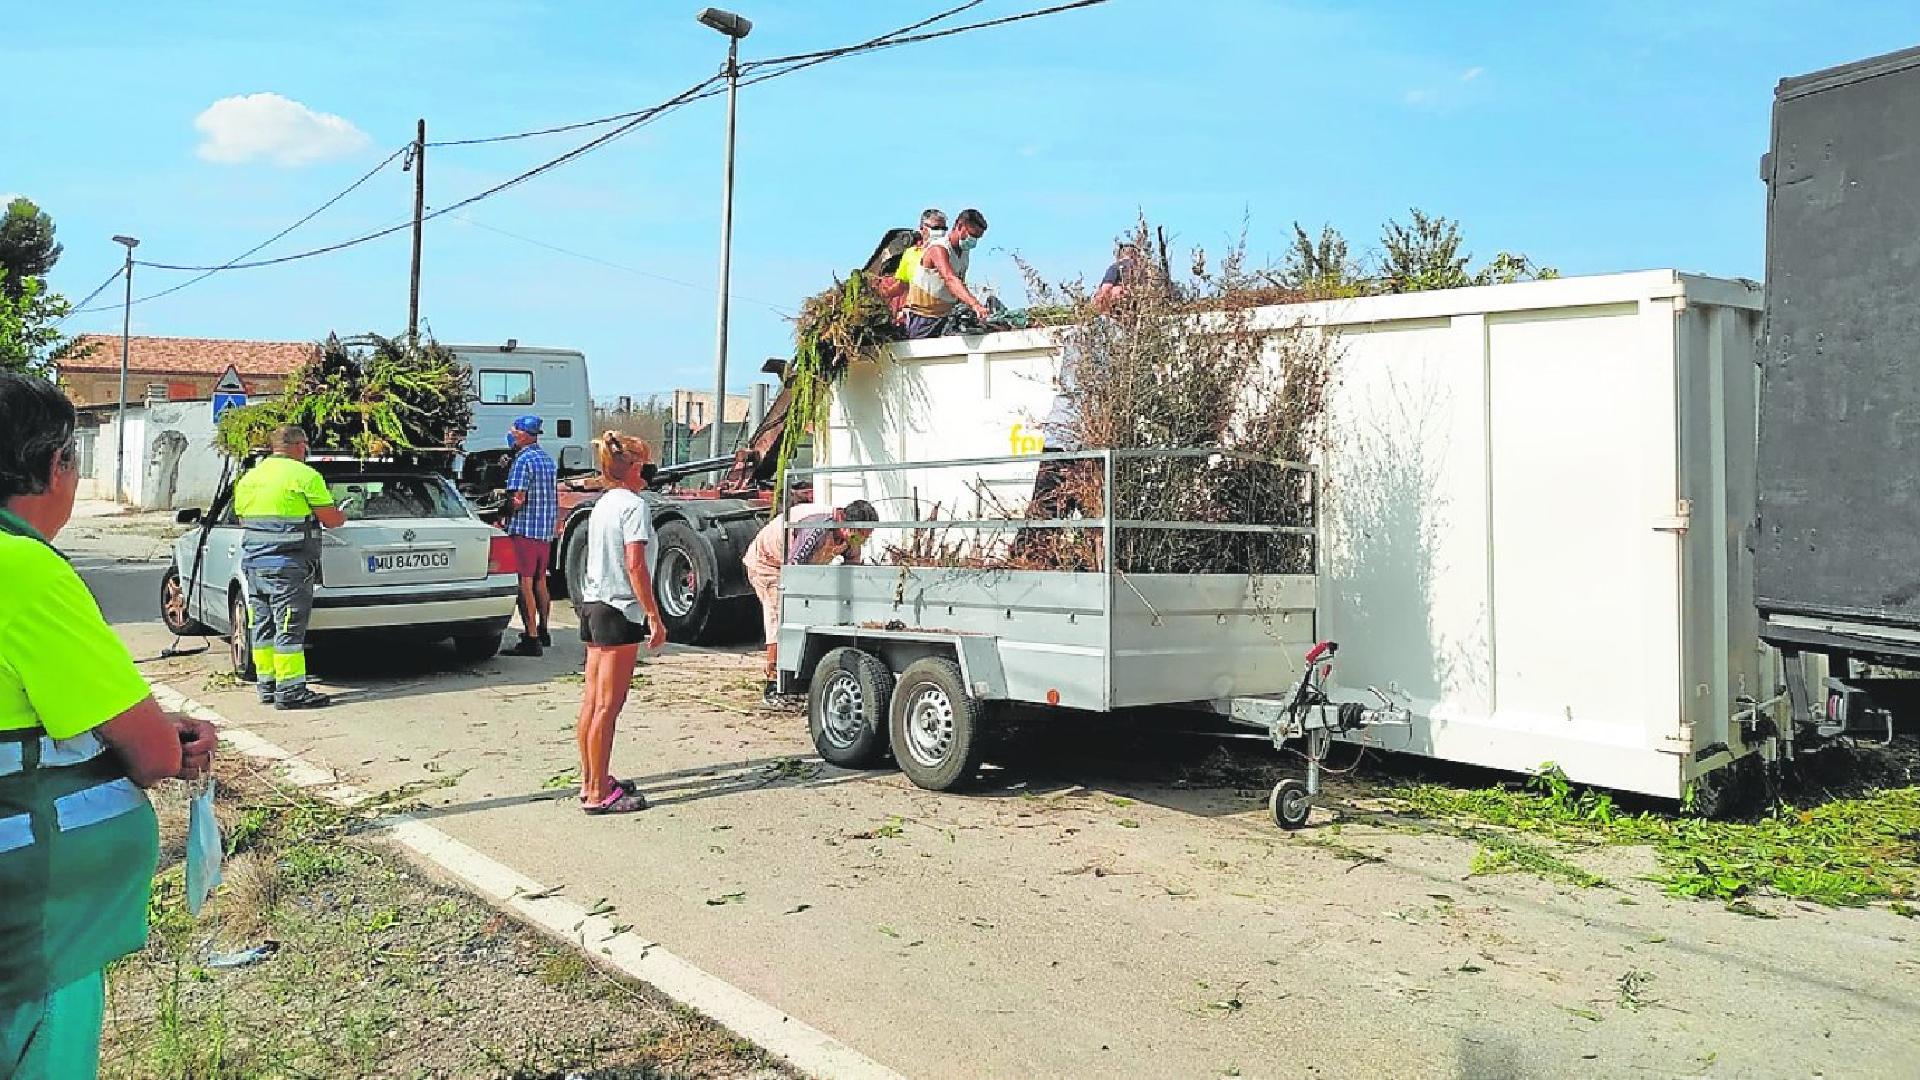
[151,682,908,1080]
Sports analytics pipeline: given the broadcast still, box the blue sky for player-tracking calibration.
[6,1,1917,402]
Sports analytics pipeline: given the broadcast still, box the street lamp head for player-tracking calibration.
[697,7,752,38]
[112,235,139,249]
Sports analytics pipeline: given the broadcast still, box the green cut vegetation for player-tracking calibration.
[1395,762,1920,907]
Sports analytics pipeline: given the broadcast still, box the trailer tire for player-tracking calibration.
[889,657,986,792]
[1269,779,1311,830]
[808,647,894,768]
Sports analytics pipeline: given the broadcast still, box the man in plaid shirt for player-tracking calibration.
[503,415,559,656]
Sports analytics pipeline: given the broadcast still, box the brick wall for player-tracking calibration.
[61,370,290,408]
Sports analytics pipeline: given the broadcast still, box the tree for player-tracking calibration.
[0,198,62,300]
[1277,222,1369,295]
[1377,209,1559,293]
[0,270,88,379]
[1378,208,1474,293]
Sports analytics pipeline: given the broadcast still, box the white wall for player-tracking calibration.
[83,400,240,510]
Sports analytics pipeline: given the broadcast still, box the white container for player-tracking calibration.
[824,271,1776,799]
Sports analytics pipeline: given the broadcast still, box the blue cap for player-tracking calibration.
[512,415,542,435]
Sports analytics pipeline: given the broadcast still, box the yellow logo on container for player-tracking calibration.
[1009,423,1045,456]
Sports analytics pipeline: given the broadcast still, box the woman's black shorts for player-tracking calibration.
[579,602,648,647]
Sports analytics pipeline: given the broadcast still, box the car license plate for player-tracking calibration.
[367,549,452,573]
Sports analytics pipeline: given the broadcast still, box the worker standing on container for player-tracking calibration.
[903,208,993,339]
[874,208,947,320]
[233,424,345,710]
[744,500,879,707]
[502,415,558,657]
[1092,241,1144,312]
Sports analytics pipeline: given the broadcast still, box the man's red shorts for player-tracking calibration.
[509,535,551,581]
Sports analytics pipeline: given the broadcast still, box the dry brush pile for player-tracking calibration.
[885,221,1339,575]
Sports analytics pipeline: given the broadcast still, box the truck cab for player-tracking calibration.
[453,343,593,469]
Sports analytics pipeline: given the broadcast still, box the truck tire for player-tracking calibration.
[563,522,591,624]
[653,519,738,644]
[889,657,987,792]
[808,647,894,768]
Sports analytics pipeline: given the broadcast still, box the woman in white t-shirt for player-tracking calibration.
[573,432,668,815]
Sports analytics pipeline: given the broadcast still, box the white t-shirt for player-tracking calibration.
[579,488,658,623]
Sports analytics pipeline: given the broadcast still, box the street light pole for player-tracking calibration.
[111,235,139,504]
[699,7,752,458]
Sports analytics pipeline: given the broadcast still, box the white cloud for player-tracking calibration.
[194,93,371,167]
[1461,66,1486,82]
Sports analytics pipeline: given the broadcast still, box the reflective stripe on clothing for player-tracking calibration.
[247,563,315,701]
[0,513,158,1008]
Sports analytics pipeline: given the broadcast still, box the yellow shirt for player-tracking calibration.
[232,455,334,521]
[0,522,150,738]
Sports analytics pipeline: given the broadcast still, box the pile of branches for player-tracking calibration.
[216,334,473,459]
[773,274,895,498]
[898,218,1338,575]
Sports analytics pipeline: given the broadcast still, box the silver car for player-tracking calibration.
[160,458,520,676]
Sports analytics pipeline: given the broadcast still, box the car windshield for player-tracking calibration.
[326,475,468,521]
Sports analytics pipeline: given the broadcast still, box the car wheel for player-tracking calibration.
[160,565,211,636]
[228,589,257,683]
[888,657,988,792]
[452,632,502,663]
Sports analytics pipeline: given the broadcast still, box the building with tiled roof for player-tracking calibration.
[61,335,317,407]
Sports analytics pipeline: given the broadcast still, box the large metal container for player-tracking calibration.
[821,271,1774,799]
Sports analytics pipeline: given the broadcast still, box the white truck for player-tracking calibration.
[452,343,593,467]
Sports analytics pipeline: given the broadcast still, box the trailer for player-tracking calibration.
[816,273,1799,806]
[777,450,1405,828]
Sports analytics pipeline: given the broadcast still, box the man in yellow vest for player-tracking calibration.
[232,425,346,709]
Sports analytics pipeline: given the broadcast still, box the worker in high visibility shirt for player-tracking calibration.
[232,425,346,709]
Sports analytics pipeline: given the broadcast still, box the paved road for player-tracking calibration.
[74,520,1920,1079]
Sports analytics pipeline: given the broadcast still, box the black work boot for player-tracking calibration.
[504,634,543,657]
[538,627,553,648]
[256,681,277,705]
[276,686,332,711]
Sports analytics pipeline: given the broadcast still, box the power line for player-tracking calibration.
[108,1,1109,288]
[421,2,988,148]
[133,74,724,275]
[71,145,410,313]
[742,0,1105,73]
[54,266,125,324]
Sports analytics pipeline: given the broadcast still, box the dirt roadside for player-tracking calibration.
[107,752,789,1080]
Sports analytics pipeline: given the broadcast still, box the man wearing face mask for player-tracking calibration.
[874,208,946,320]
[903,208,992,339]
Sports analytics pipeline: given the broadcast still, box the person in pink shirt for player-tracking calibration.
[743,500,877,707]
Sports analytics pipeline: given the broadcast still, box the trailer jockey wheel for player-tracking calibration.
[1269,779,1311,830]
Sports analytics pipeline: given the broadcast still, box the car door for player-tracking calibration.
[183,482,244,630]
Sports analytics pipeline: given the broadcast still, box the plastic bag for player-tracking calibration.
[186,779,224,915]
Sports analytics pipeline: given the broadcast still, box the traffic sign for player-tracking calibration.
[213,365,248,395]
[212,392,248,420]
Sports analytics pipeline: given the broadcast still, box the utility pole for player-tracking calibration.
[407,118,426,345]
[111,235,139,504]
[698,7,752,457]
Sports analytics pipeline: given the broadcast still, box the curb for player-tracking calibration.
[150,682,907,1080]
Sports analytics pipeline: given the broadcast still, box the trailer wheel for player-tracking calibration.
[1269,779,1311,830]
[808,647,894,768]
[889,657,986,792]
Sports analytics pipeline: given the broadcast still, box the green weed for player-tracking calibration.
[1398,763,1920,906]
